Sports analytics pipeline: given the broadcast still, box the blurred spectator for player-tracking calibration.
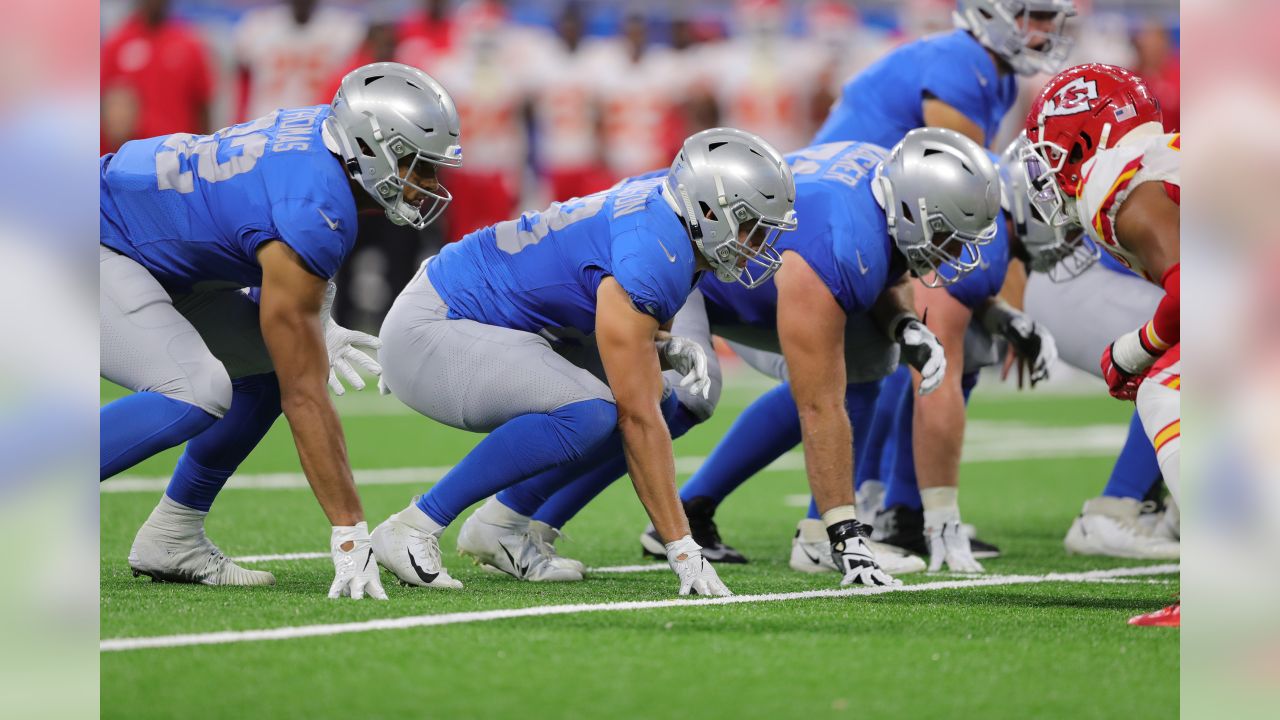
[1132,20,1180,132]
[397,0,457,71]
[407,0,529,243]
[807,0,897,125]
[318,23,400,103]
[100,0,214,153]
[233,0,365,121]
[595,12,690,181]
[527,1,612,202]
[693,0,827,154]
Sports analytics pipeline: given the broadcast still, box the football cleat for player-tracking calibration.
[789,519,924,575]
[128,498,275,587]
[1128,603,1180,627]
[1064,497,1180,560]
[370,503,463,589]
[528,520,586,576]
[457,512,582,582]
[855,480,885,524]
[639,497,747,564]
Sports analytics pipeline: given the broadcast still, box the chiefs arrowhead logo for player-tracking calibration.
[1042,77,1099,118]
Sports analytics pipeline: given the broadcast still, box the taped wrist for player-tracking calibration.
[1111,328,1157,374]
[825,518,872,545]
[978,297,1019,337]
[887,311,920,342]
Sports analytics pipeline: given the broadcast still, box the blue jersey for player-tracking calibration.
[700,142,902,331]
[100,106,356,292]
[945,209,1012,311]
[813,30,1017,148]
[427,177,698,336]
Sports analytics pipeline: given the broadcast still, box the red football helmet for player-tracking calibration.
[1024,63,1162,197]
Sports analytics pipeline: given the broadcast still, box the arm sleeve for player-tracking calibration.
[1140,263,1179,353]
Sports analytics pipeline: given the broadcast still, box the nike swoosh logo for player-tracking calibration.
[655,236,678,263]
[800,546,823,565]
[318,208,340,231]
[501,544,528,579]
[406,549,439,584]
[362,549,373,571]
[973,66,989,88]
[856,250,870,275]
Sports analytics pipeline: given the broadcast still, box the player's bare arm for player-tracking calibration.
[869,272,916,332]
[910,282,970,492]
[923,97,986,147]
[596,276,690,544]
[775,251,852,514]
[1113,180,1180,280]
[256,240,364,528]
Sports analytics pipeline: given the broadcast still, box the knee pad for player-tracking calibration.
[547,399,618,464]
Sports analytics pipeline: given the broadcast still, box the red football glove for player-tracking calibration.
[1100,342,1144,401]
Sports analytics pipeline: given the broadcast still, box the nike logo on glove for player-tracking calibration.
[407,550,439,584]
[318,208,341,231]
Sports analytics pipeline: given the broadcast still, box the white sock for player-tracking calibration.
[148,495,207,536]
[475,497,531,529]
[921,487,961,528]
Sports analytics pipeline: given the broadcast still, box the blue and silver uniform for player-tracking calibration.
[426,176,697,337]
[101,105,357,290]
[699,141,902,332]
[813,29,1017,148]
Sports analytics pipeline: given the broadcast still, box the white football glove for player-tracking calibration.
[321,282,382,396]
[329,522,389,600]
[656,332,711,400]
[830,520,900,587]
[895,317,946,396]
[926,519,985,573]
[665,535,731,596]
[999,311,1058,388]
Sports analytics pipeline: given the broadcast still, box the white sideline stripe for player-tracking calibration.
[227,551,671,574]
[104,422,1126,494]
[100,564,1177,653]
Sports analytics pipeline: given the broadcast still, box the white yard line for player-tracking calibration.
[104,422,1126,494]
[227,551,672,574]
[100,564,1177,653]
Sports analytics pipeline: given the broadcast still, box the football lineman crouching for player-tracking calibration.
[101,63,461,598]
[457,128,1002,588]
[370,128,798,596]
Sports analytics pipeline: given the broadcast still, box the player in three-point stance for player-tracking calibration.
[370,128,797,596]
[1022,63,1181,626]
[100,62,460,599]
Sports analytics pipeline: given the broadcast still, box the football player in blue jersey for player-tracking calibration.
[468,129,1003,588]
[369,128,797,595]
[100,62,462,598]
[815,0,1075,149]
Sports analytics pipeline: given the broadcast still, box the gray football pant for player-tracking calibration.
[100,245,273,418]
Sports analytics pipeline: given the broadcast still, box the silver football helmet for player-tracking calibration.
[873,127,1001,288]
[999,135,1098,281]
[662,128,797,288]
[954,0,1076,77]
[327,62,462,229]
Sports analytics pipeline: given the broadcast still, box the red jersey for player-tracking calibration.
[100,15,215,152]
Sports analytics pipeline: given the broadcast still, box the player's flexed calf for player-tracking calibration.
[1022,64,1180,625]
[100,63,462,598]
[372,129,796,596]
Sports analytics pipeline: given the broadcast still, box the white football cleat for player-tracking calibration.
[855,480,885,524]
[370,502,463,589]
[1064,496,1180,560]
[528,520,586,575]
[128,497,275,586]
[789,519,924,576]
[456,506,582,582]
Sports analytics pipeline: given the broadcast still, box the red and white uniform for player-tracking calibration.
[594,43,690,180]
[526,36,612,201]
[1077,129,1181,282]
[233,4,365,120]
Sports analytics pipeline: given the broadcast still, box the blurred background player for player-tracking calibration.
[101,0,215,154]
[100,62,462,600]
[233,0,365,121]
[1022,63,1180,625]
[370,128,795,595]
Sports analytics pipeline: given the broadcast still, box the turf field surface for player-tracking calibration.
[101,372,1178,719]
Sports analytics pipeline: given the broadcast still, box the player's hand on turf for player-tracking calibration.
[829,520,900,587]
[665,536,731,596]
[329,522,389,600]
[998,312,1057,388]
[896,318,946,396]
[926,520,985,573]
[1100,327,1157,401]
[321,281,382,395]
[656,332,711,400]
